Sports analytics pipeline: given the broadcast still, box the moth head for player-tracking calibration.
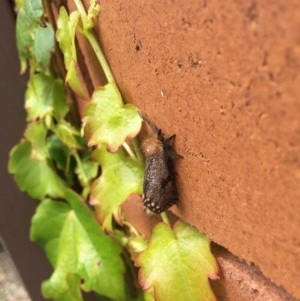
[141,134,164,157]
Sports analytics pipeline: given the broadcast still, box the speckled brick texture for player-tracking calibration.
[211,245,299,301]
[62,0,300,299]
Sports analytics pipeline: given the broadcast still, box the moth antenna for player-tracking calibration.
[166,135,183,159]
[166,134,176,144]
[139,112,160,134]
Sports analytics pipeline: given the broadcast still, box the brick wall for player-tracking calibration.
[76,0,300,299]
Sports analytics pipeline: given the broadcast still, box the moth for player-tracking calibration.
[141,116,182,214]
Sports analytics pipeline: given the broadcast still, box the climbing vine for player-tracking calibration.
[9,0,219,300]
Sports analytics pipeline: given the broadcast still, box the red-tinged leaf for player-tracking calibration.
[83,82,142,152]
[90,147,144,231]
[136,221,219,301]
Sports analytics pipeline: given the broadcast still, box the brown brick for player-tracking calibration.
[212,245,298,301]
[71,0,300,298]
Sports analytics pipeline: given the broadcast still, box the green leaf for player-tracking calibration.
[52,120,82,150]
[126,236,148,261]
[47,135,72,172]
[25,74,68,121]
[144,288,155,301]
[15,0,24,10]
[8,140,67,200]
[136,221,219,301]
[90,147,144,231]
[16,0,53,72]
[86,0,101,29]
[74,151,98,188]
[24,120,48,160]
[33,24,55,67]
[16,7,35,72]
[83,82,142,152]
[46,135,76,187]
[56,7,87,97]
[24,0,43,19]
[31,191,126,301]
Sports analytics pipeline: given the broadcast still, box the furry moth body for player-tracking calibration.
[141,119,182,214]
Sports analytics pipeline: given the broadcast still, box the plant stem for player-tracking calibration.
[123,141,137,160]
[74,0,116,83]
[74,0,143,164]
[73,0,88,20]
[84,30,116,83]
[122,221,140,237]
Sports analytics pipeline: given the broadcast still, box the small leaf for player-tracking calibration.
[90,147,144,231]
[126,236,148,261]
[52,120,82,150]
[31,191,126,301]
[16,0,53,72]
[8,140,67,200]
[83,82,142,151]
[33,24,55,67]
[46,135,76,187]
[56,7,87,97]
[47,135,72,172]
[136,221,219,301]
[25,74,68,121]
[24,120,48,160]
[56,7,78,69]
[24,0,43,19]
[74,151,98,188]
[16,7,35,72]
[86,0,101,29]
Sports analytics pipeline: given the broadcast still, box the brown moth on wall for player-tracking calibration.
[141,116,182,214]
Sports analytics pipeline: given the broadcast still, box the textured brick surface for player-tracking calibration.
[122,201,299,301]
[73,0,300,298]
[211,245,299,301]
